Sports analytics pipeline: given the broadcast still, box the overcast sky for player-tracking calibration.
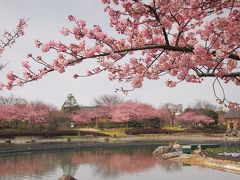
[0,0,239,109]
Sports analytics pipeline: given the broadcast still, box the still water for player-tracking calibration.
[0,145,239,180]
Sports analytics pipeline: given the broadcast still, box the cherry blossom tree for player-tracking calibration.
[2,1,240,107]
[176,111,214,126]
[72,106,112,127]
[72,101,160,128]
[91,106,112,127]
[110,101,160,127]
[71,110,93,125]
[0,102,53,129]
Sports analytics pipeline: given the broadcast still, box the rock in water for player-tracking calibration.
[153,142,181,157]
[161,151,183,160]
[153,146,172,156]
[58,175,77,180]
[172,143,181,151]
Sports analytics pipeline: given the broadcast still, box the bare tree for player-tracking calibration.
[161,103,183,126]
[93,94,124,106]
[193,100,218,111]
[0,94,27,105]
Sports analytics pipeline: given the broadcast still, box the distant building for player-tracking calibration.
[79,106,99,111]
[225,109,240,131]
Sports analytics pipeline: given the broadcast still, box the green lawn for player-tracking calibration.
[162,125,185,131]
[78,127,128,137]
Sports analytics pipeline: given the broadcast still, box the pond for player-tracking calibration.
[0,145,239,180]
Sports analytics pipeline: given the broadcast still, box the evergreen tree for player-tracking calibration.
[61,94,80,113]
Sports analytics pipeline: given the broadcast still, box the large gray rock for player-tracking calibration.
[172,143,181,151]
[58,175,77,180]
[153,146,173,156]
[161,151,183,160]
[153,142,181,157]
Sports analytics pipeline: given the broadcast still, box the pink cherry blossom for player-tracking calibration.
[2,1,240,108]
[22,60,30,68]
[6,71,15,81]
[176,112,214,125]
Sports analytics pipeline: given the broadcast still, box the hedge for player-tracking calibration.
[125,128,183,135]
[0,130,110,138]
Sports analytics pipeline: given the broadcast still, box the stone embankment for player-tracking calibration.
[170,154,240,174]
[0,134,239,145]
[153,142,240,174]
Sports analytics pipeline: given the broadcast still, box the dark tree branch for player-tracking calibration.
[197,71,240,78]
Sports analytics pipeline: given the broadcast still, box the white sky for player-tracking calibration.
[0,0,239,109]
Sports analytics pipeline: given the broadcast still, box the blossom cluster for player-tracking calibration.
[1,1,239,107]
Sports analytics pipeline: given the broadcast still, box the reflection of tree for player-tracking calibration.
[70,147,182,178]
[70,149,159,178]
[156,159,183,172]
[0,153,58,177]
[59,152,78,176]
[0,146,183,179]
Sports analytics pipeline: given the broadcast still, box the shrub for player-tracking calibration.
[186,125,227,134]
[0,130,109,138]
[125,128,182,135]
[202,147,240,161]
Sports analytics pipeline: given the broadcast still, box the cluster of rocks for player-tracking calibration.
[226,130,240,137]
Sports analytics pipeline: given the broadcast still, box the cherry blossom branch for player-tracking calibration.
[1,0,240,108]
[0,19,27,56]
[0,19,27,71]
[212,77,239,109]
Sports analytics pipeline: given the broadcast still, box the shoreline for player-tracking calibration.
[1,133,239,144]
[0,134,240,174]
[169,153,240,174]
[0,134,239,155]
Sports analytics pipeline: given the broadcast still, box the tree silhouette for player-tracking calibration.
[61,93,80,113]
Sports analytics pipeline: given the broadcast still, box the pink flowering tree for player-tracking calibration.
[71,101,160,128]
[111,101,160,127]
[2,1,240,107]
[0,102,53,129]
[72,106,112,128]
[71,110,92,126]
[91,106,112,128]
[176,111,215,127]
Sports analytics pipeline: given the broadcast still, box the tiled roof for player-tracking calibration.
[80,106,99,111]
[225,109,240,119]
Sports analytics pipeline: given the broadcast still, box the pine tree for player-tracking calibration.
[61,93,80,113]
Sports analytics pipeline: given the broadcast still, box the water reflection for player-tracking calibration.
[0,146,239,180]
[0,146,182,179]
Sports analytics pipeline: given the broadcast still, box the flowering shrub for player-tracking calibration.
[203,147,240,161]
[0,130,109,138]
